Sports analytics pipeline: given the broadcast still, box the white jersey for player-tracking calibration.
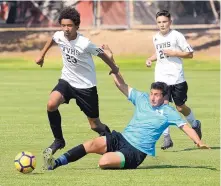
[153,30,193,85]
[53,31,103,88]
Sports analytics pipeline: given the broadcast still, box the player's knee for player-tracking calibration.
[47,100,58,111]
[84,139,100,153]
[84,139,94,150]
[98,156,110,169]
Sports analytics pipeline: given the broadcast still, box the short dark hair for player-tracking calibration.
[58,7,81,26]
[156,10,171,19]
[150,82,169,96]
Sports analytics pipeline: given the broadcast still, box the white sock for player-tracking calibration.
[163,127,170,136]
[185,110,198,128]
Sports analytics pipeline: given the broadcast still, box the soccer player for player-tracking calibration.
[43,69,209,170]
[146,10,202,150]
[35,7,119,155]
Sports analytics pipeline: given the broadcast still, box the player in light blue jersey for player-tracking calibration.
[43,46,209,170]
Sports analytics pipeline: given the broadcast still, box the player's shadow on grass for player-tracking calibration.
[171,146,220,152]
[193,40,220,51]
[138,165,218,171]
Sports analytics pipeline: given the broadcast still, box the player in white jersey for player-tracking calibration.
[42,47,209,171]
[146,10,202,150]
[35,7,119,156]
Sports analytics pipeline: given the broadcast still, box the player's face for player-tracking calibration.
[149,89,165,107]
[156,16,171,35]
[60,19,78,39]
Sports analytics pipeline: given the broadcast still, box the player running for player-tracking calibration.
[35,7,119,156]
[146,10,202,150]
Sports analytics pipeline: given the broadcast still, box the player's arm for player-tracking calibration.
[180,124,210,149]
[146,53,157,67]
[163,50,193,58]
[101,45,130,97]
[87,42,118,74]
[97,52,119,74]
[111,72,131,97]
[35,37,55,67]
[148,53,157,61]
[163,32,193,59]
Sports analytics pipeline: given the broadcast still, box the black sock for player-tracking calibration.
[92,124,111,135]
[47,110,63,140]
[53,145,86,169]
[64,144,87,163]
[104,125,111,133]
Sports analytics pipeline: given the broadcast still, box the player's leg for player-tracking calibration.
[99,148,146,169]
[98,152,125,169]
[46,79,72,154]
[172,81,202,139]
[176,104,198,127]
[162,85,173,150]
[98,131,147,169]
[75,86,111,135]
[43,136,107,170]
[88,117,111,136]
[161,127,173,150]
[176,103,202,139]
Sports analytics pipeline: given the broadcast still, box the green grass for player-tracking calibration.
[0,55,219,70]
[0,56,219,186]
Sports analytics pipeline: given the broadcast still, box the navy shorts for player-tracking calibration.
[52,79,99,118]
[105,130,147,169]
[167,81,188,106]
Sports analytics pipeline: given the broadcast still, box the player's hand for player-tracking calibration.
[197,143,211,149]
[146,59,152,67]
[101,44,114,60]
[35,56,44,67]
[162,49,176,57]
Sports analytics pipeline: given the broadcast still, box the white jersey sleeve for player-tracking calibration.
[52,31,62,43]
[85,41,104,56]
[176,32,194,52]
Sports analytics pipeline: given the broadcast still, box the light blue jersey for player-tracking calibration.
[122,88,186,156]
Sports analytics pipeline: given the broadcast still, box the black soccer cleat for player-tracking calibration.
[192,120,202,139]
[47,139,66,155]
[161,135,173,150]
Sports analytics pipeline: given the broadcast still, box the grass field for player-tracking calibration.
[0,56,219,186]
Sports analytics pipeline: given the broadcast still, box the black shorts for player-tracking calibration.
[167,81,188,106]
[52,79,99,118]
[106,130,147,169]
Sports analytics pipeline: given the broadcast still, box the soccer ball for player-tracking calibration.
[14,151,36,174]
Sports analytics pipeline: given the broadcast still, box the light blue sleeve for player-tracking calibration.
[128,88,143,106]
[164,106,186,127]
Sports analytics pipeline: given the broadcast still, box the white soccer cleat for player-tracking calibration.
[42,148,56,170]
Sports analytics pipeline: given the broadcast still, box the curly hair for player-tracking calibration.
[58,7,81,26]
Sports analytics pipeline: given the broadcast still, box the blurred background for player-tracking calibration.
[0,0,220,28]
[0,1,220,58]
